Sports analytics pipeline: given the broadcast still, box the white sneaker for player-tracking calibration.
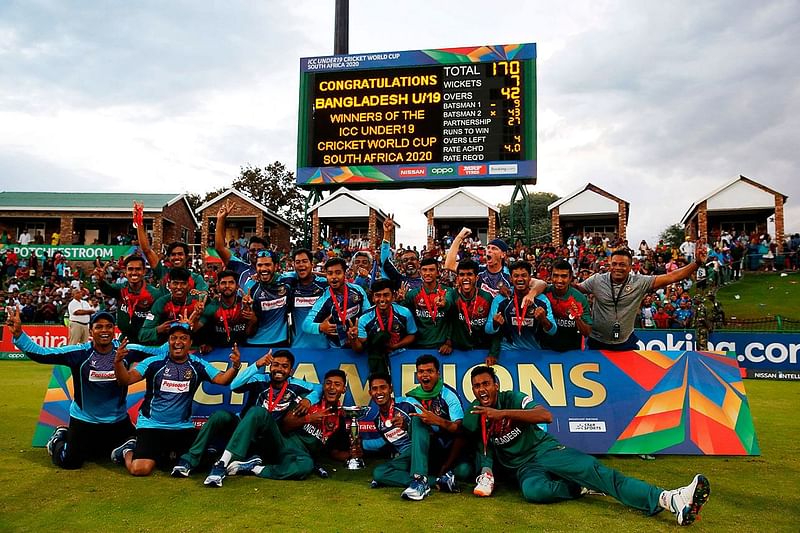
[473,471,494,497]
[666,474,710,526]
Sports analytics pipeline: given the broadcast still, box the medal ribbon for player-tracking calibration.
[513,292,529,336]
[420,285,441,324]
[330,285,349,326]
[121,286,144,321]
[267,381,288,412]
[481,414,488,456]
[219,302,237,342]
[379,402,395,428]
[375,305,394,333]
[460,295,480,335]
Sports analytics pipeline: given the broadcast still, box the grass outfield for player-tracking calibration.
[716,271,800,321]
[0,363,798,533]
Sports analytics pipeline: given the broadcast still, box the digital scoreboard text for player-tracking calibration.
[297,44,536,189]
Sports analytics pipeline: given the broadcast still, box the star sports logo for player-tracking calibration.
[458,164,486,176]
[398,167,426,178]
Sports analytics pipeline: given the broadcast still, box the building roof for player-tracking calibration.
[421,188,499,214]
[0,191,199,227]
[680,175,788,225]
[309,188,399,227]
[547,183,628,212]
[0,191,182,211]
[194,188,296,229]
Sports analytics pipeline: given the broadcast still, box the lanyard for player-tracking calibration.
[267,381,288,412]
[420,285,441,324]
[375,305,394,333]
[513,292,529,336]
[460,294,480,335]
[330,285,349,325]
[608,274,628,320]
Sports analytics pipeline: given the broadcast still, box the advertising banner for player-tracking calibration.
[30,346,759,456]
[635,329,800,376]
[0,244,136,261]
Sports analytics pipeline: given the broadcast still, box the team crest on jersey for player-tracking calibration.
[274,285,288,296]
[164,367,171,376]
[183,368,193,380]
[624,285,634,294]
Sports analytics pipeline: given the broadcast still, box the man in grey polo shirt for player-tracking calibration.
[577,245,707,351]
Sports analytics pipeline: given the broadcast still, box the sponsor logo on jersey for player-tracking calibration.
[260,296,287,311]
[458,164,487,176]
[294,296,319,308]
[161,379,190,393]
[384,426,407,443]
[88,369,116,382]
[398,166,426,177]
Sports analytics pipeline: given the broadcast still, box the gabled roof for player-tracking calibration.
[195,189,296,230]
[680,175,788,225]
[547,182,628,212]
[309,188,399,227]
[421,187,499,214]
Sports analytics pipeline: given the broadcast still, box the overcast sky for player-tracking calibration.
[1,0,797,248]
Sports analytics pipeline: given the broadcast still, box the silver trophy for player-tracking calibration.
[342,405,370,470]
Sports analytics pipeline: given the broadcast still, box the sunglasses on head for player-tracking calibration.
[256,250,273,258]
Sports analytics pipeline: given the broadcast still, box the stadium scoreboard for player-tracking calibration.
[297,43,536,189]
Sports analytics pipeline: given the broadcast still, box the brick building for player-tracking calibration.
[309,188,395,251]
[681,175,788,250]
[0,192,197,249]
[548,183,629,245]
[422,188,499,250]
[195,189,295,253]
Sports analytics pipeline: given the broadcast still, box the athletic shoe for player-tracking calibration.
[436,470,460,493]
[473,471,494,497]
[580,487,606,496]
[401,474,431,501]
[315,465,330,478]
[170,459,192,478]
[204,461,227,487]
[667,474,711,526]
[46,426,68,457]
[226,455,262,476]
[110,438,136,464]
[369,479,380,489]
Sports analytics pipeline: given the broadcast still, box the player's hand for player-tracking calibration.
[392,412,405,430]
[115,338,129,364]
[435,290,446,308]
[438,342,453,355]
[469,405,505,421]
[229,343,241,367]
[493,312,505,326]
[382,215,395,236]
[410,404,440,427]
[241,306,255,321]
[485,355,498,367]
[521,290,537,309]
[5,307,22,337]
[293,398,312,416]
[457,227,472,241]
[199,344,213,355]
[217,200,235,219]
[346,319,358,341]
[534,306,546,322]
[357,267,369,278]
[242,292,254,310]
[256,349,273,369]
[498,282,511,299]
[396,282,409,301]
[306,405,336,423]
[320,316,337,335]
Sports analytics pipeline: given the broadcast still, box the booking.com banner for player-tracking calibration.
[635,330,800,379]
[32,346,759,456]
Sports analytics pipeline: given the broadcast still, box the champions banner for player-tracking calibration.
[31,347,759,456]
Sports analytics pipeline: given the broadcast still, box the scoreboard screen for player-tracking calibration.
[297,43,536,189]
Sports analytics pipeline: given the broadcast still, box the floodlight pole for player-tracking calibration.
[302,0,350,248]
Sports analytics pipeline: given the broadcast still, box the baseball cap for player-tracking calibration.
[487,239,509,252]
[89,311,116,326]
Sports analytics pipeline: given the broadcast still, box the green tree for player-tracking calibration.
[231,162,304,229]
[498,191,560,244]
[659,223,685,248]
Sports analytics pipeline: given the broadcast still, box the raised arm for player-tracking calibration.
[214,201,234,266]
[652,240,708,290]
[134,202,160,269]
[444,227,471,272]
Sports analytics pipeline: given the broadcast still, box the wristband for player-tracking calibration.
[232,363,241,371]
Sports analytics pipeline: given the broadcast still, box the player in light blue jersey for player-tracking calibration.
[244,250,292,346]
[110,323,241,476]
[280,248,329,350]
[8,309,155,469]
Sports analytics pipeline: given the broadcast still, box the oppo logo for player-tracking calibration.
[431,167,455,175]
